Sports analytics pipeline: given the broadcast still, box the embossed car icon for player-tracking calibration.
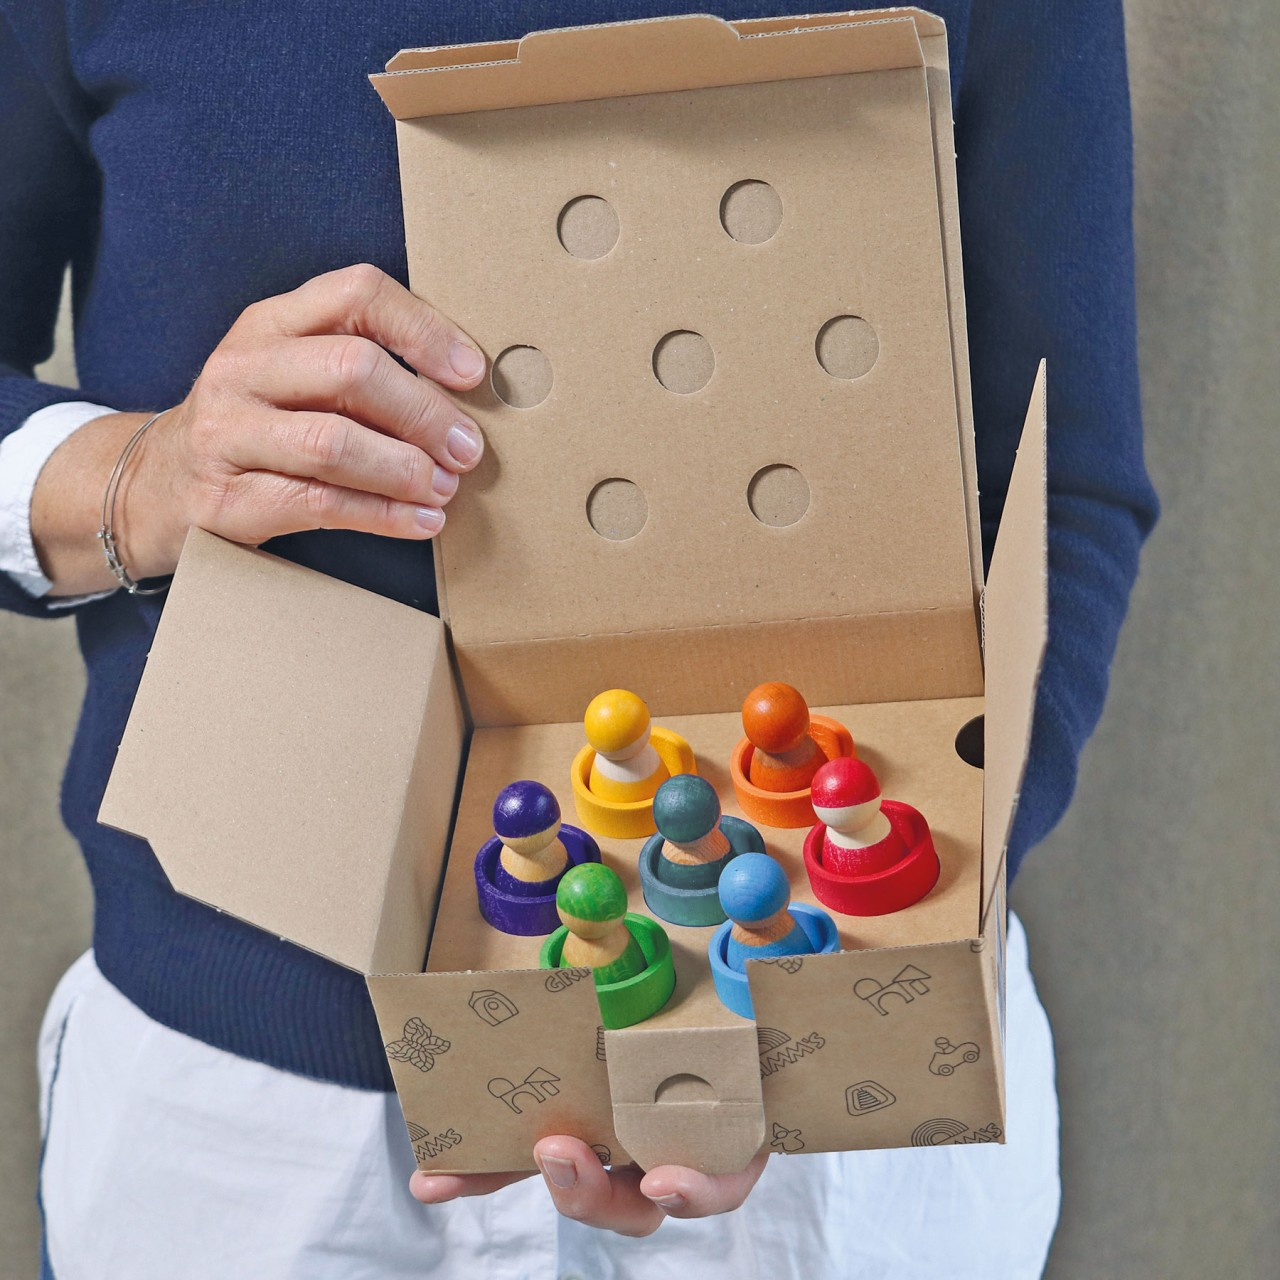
[928,1037,980,1076]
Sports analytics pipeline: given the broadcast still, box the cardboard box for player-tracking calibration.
[100,8,1047,1176]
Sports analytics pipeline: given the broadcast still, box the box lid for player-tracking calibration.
[98,530,464,975]
[373,10,984,725]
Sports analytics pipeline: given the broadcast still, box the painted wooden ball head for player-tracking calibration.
[719,852,818,971]
[742,682,826,793]
[654,773,731,865]
[811,758,908,877]
[584,689,670,804]
[494,780,568,883]
[556,863,647,986]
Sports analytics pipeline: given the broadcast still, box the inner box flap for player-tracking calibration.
[374,10,982,725]
[373,12,928,118]
[98,530,464,975]
[980,363,1049,918]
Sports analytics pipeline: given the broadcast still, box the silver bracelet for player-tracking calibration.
[97,409,172,596]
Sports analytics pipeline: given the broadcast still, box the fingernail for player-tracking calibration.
[537,1155,578,1191]
[415,506,445,533]
[449,341,486,381]
[649,1192,686,1210]
[432,468,459,500]
[446,423,483,467]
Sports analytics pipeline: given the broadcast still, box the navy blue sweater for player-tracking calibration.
[0,2,1157,1089]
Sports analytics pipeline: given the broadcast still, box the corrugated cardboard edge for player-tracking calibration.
[372,12,932,119]
[918,25,984,617]
[980,363,1049,921]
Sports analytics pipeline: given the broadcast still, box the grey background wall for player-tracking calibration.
[2,3,1276,1275]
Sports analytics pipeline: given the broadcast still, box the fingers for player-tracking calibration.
[637,1150,770,1219]
[243,263,488,394]
[410,1170,533,1205]
[534,1138,665,1238]
[231,410,461,510]
[225,470,449,542]
[247,334,484,472]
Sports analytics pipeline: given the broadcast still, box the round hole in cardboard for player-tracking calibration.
[492,345,553,409]
[816,315,879,380]
[586,478,648,541]
[652,330,714,394]
[654,1073,717,1103]
[557,195,620,259]
[954,716,985,769]
[719,179,783,244]
[747,464,810,528]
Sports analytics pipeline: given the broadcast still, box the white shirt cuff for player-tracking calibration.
[0,400,120,605]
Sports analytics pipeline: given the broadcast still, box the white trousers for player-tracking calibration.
[38,914,1060,1280]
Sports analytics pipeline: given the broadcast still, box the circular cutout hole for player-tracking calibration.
[557,195,619,259]
[719,179,783,244]
[747,464,810,528]
[491,345,553,409]
[652,330,714,395]
[655,1073,717,1104]
[816,315,879,380]
[586,478,648,541]
[954,716,984,769]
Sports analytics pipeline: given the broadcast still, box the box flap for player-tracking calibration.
[368,967,620,1174]
[980,364,1049,917]
[98,530,464,975]
[373,13,925,120]
[606,1024,765,1174]
[380,11,981,723]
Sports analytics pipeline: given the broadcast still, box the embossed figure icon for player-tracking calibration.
[928,1036,981,1076]
[770,1123,806,1153]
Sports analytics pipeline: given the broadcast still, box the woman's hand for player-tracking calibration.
[33,263,487,594]
[409,1138,769,1236]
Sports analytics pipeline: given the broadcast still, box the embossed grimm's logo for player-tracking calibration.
[384,1018,451,1072]
[406,1121,463,1161]
[756,1027,826,1078]
[911,1118,1003,1147]
[544,967,590,993]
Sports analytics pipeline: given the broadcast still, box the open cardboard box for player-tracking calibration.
[100,8,1047,1175]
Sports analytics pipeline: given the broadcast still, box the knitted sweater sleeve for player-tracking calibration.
[955,0,1160,878]
[0,12,104,618]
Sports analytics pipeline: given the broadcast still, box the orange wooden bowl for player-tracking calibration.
[729,715,856,828]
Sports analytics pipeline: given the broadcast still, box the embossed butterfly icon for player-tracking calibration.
[385,1017,451,1072]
